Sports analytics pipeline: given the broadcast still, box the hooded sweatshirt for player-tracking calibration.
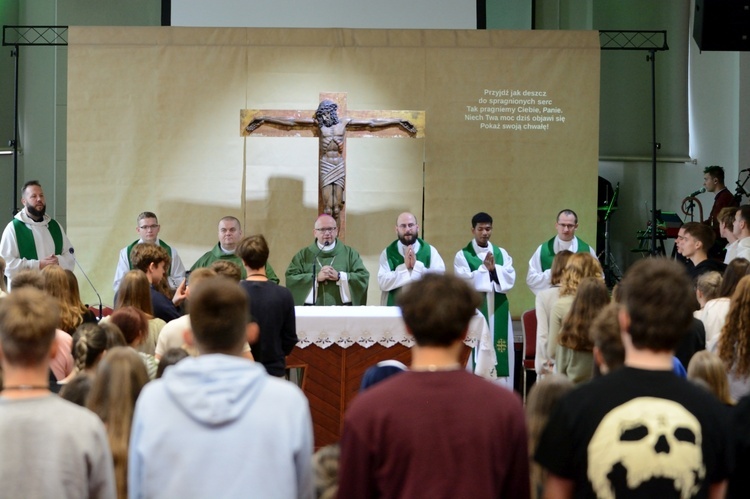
[129,354,313,499]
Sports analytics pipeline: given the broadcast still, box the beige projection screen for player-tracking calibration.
[67,27,599,313]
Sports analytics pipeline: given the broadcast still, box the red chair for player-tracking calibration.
[521,309,537,403]
[88,305,114,321]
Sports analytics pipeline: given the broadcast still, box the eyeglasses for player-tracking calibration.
[398,223,417,230]
[315,227,337,233]
[556,223,576,230]
[139,224,160,230]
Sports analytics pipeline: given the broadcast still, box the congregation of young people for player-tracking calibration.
[3,178,750,497]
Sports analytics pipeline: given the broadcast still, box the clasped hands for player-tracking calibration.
[404,245,417,271]
[483,251,496,272]
[317,265,340,282]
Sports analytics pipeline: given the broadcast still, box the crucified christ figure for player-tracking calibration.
[245,99,417,221]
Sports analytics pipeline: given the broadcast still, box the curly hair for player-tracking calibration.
[129,243,171,275]
[718,275,750,377]
[558,277,610,352]
[314,99,340,127]
[559,252,603,297]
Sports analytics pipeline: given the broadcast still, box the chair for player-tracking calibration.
[521,309,537,403]
[88,305,114,321]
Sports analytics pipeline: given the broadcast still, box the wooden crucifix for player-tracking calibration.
[240,92,425,238]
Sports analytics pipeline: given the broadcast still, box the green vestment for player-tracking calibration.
[285,240,369,306]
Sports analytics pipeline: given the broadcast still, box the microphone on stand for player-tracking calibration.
[689,187,706,197]
[311,241,330,305]
[69,247,103,320]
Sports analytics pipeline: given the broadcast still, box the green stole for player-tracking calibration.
[13,218,63,260]
[539,236,591,271]
[127,239,173,276]
[384,238,432,306]
[462,241,510,377]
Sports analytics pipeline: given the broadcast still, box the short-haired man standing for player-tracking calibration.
[191,216,279,282]
[676,222,725,279]
[113,211,185,291]
[377,212,445,306]
[526,209,597,295]
[454,212,516,386]
[535,258,731,498]
[129,277,313,498]
[285,214,370,306]
[703,165,738,231]
[703,165,739,259]
[338,273,529,498]
[0,288,116,498]
[237,234,297,377]
[0,180,74,286]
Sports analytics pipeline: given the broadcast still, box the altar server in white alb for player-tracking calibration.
[454,212,515,387]
[526,208,596,295]
[378,212,445,306]
[0,181,74,287]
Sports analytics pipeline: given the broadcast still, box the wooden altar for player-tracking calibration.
[287,306,492,448]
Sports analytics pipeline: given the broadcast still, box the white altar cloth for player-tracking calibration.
[294,306,497,379]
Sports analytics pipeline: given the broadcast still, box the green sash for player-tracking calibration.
[13,218,63,260]
[539,236,591,271]
[127,239,173,276]
[462,241,509,377]
[385,238,432,306]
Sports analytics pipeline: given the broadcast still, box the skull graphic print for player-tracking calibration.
[587,397,706,498]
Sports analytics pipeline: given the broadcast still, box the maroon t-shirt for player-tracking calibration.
[338,369,530,499]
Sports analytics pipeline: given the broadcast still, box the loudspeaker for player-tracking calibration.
[694,0,750,51]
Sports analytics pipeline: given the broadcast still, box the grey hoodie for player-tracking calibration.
[129,354,314,499]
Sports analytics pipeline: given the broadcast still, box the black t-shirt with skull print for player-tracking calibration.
[535,367,732,498]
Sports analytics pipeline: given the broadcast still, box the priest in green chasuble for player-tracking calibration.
[453,212,516,388]
[285,214,370,306]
